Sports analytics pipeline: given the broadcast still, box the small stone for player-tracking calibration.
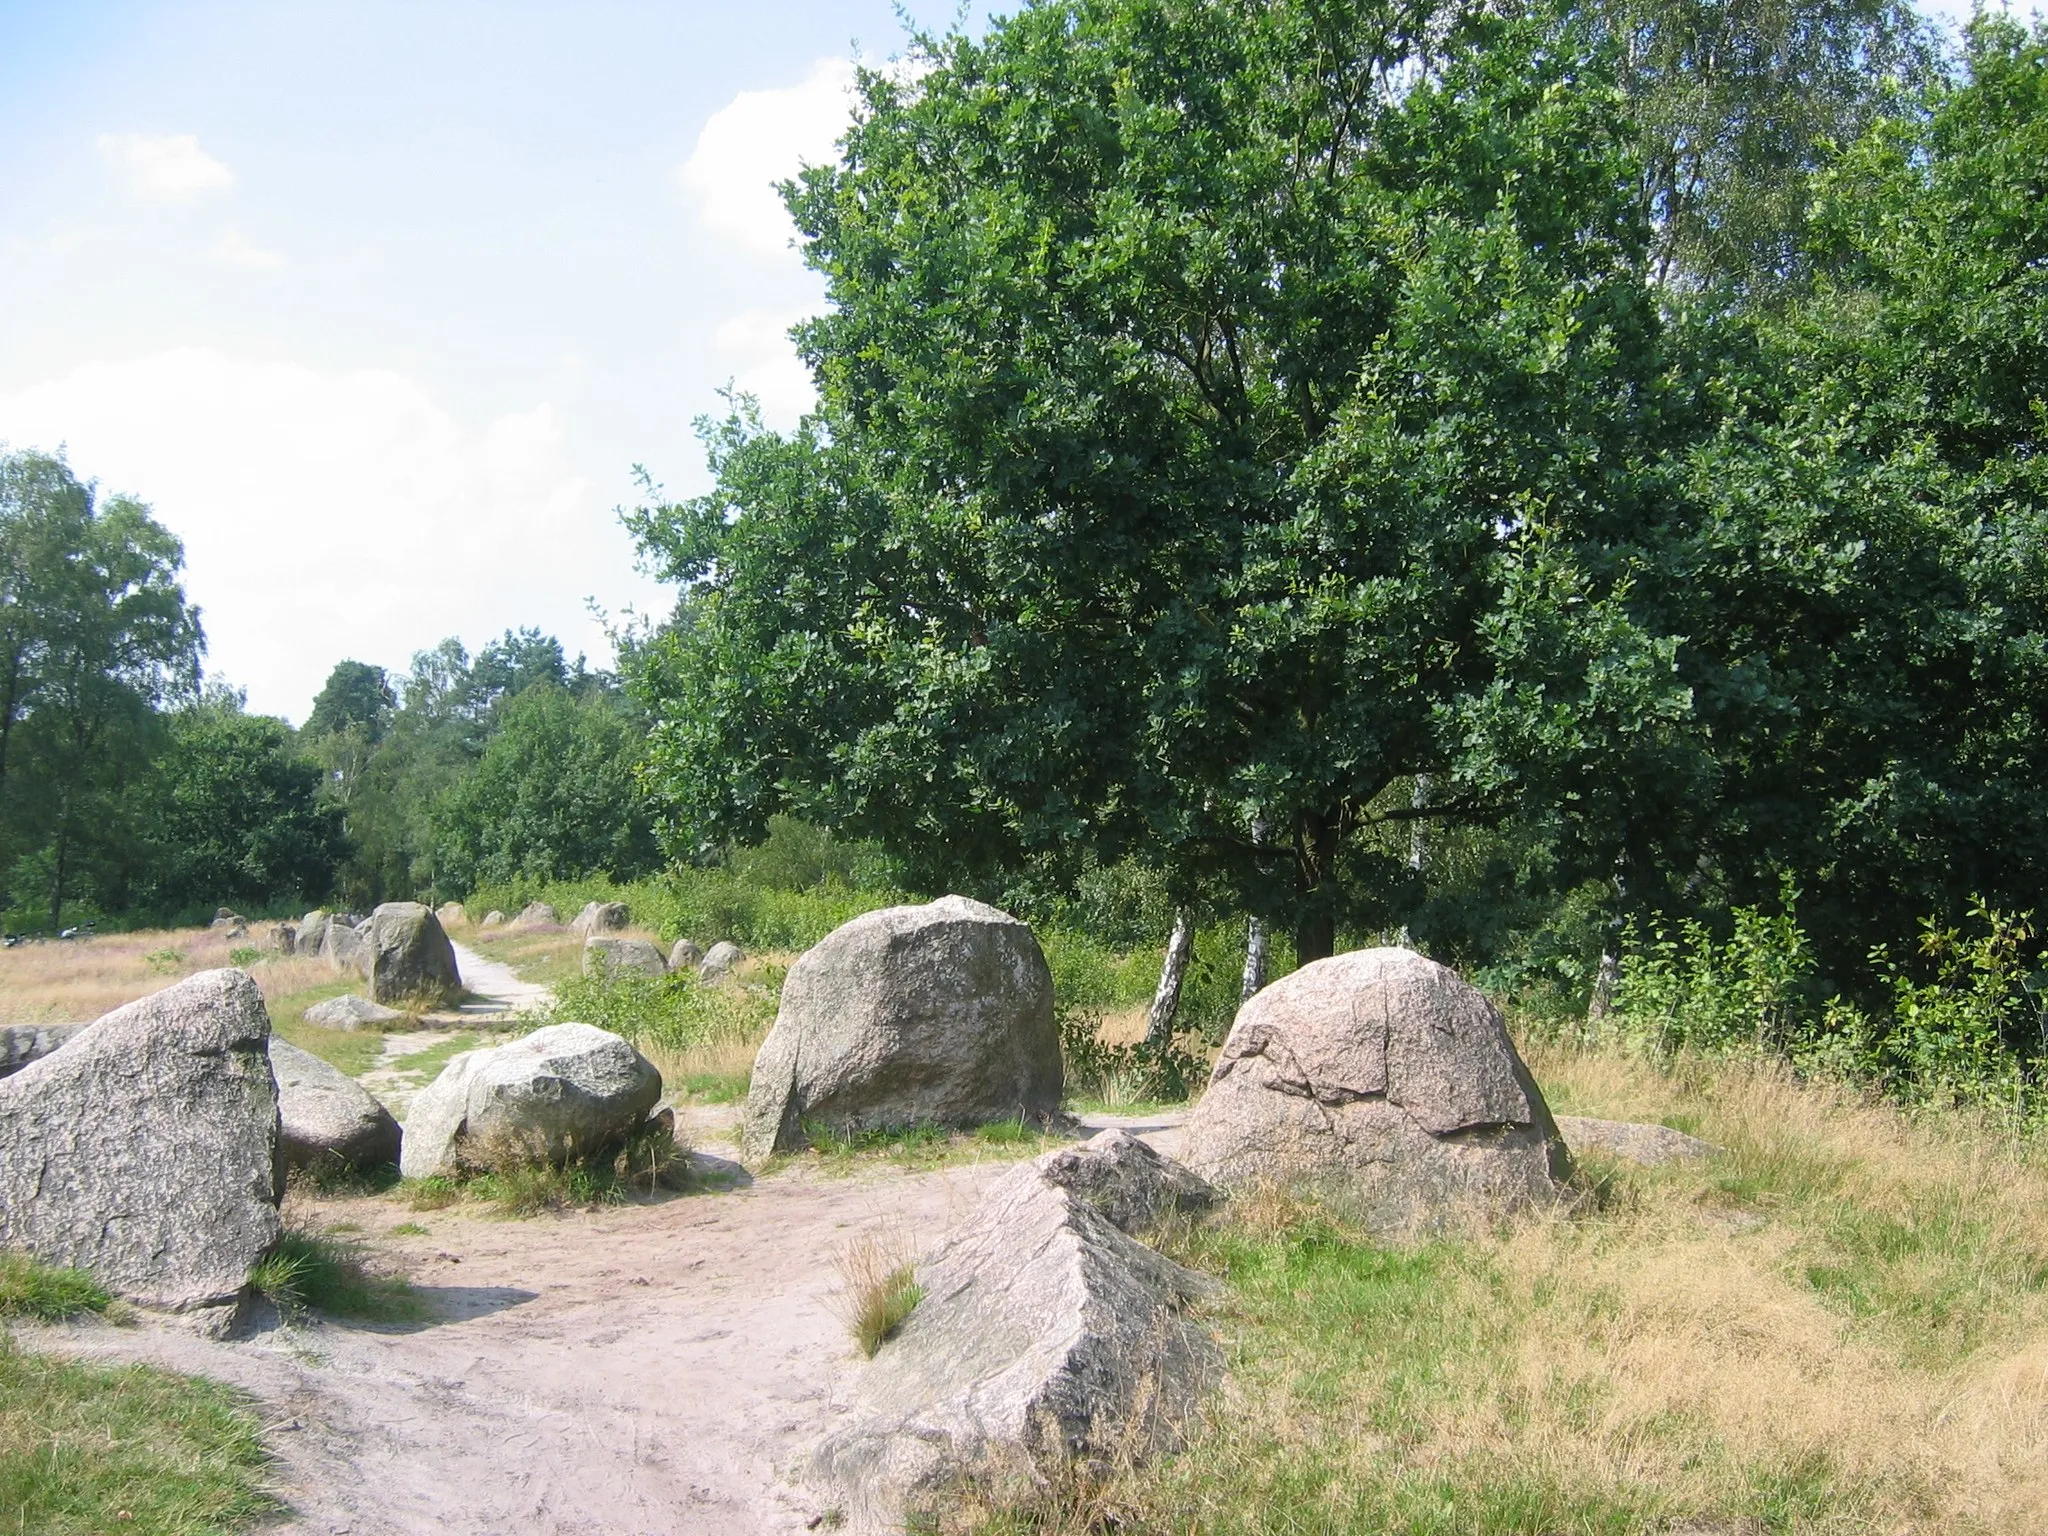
[302,994,405,1030]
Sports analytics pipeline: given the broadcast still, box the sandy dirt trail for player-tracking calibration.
[25,1109,1190,1536]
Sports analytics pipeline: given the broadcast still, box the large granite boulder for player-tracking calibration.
[365,902,462,1007]
[399,1023,662,1179]
[0,1022,87,1080]
[1181,947,1568,1232]
[481,909,507,928]
[1556,1115,1720,1167]
[583,936,668,978]
[514,901,559,928]
[570,901,630,938]
[435,901,466,927]
[268,922,298,955]
[668,937,705,971]
[0,970,281,1320]
[302,993,404,1029]
[269,1037,401,1173]
[813,1144,1220,1523]
[320,918,366,971]
[699,940,744,982]
[742,897,1061,1159]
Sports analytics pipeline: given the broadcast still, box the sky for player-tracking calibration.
[0,0,1997,724]
[0,0,977,721]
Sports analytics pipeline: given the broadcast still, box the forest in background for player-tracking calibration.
[6,0,2048,1115]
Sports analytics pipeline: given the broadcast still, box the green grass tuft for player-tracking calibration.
[247,1227,421,1323]
[0,1252,110,1322]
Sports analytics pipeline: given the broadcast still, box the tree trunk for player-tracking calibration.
[1408,774,1430,873]
[1145,910,1195,1048]
[1587,949,1620,1024]
[1240,916,1268,1004]
[1294,908,1335,966]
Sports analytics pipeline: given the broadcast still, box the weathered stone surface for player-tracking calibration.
[365,902,462,1007]
[270,1037,401,1173]
[514,901,559,928]
[0,1022,87,1079]
[668,938,705,971]
[481,910,507,928]
[743,898,1061,1159]
[1037,1129,1215,1234]
[1556,1115,1720,1167]
[583,936,668,978]
[399,1023,662,1179]
[699,940,745,982]
[269,922,298,955]
[813,1151,1220,1523]
[302,993,405,1029]
[321,918,366,970]
[570,900,631,938]
[1181,947,1567,1232]
[0,970,281,1316]
[297,911,329,954]
[435,901,466,927]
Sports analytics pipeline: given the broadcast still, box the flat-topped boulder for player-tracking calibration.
[400,1023,662,1179]
[270,1037,401,1174]
[435,901,466,927]
[1181,947,1568,1232]
[813,1144,1220,1523]
[0,970,281,1322]
[365,902,462,1007]
[742,896,1061,1159]
[302,993,405,1030]
[1556,1115,1720,1166]
[571,901,630,937]
[514,901,559,928]
[583,936,668,978]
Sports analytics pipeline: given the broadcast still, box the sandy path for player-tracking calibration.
[23,1110,1188,1535]
[30,1154,1019,1535]
[437,941,553,1022]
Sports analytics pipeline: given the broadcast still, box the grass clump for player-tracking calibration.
[401,1115,695,1218]
[0,1333,273,1536]
[0,1252,110,1322]
[833,1230,924,1358]
[247,1226,421,1322]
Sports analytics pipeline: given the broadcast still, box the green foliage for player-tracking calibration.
[629,0,1692,963]
[0,1335,273,1536]
[431,682,660,892]
[1603,889,2048,1122]
[143,947,185,975]
[539,967,778,1057]
[0,449,203,929]
[0,1251,110,1321]
[133,694,343,918]
[303,660,395,742]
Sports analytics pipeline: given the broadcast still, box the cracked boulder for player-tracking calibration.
[742,896,1061,1158]
[0,969,282,1320]
[1181,947,1568,1231]
[812,1146,1220,1526]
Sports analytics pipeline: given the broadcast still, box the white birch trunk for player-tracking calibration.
[1145,909,1195,1047]
[1240,916,1268,1004]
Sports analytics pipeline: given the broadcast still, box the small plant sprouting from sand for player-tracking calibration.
[833,1228,924,1358]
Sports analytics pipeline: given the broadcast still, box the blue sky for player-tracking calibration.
[0,0,1997,721]
[0,0,973,719]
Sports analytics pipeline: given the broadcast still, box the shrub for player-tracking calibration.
[832,1230,924,1357]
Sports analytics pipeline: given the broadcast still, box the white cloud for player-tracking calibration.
[676,58,859,259]
[211,229,284,269]
[0,350,658,721]
[96,132,235,203]
[712,307,818,426]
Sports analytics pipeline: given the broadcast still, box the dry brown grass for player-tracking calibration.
[0,925,345,1024]
[956,1040,2048,1535]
